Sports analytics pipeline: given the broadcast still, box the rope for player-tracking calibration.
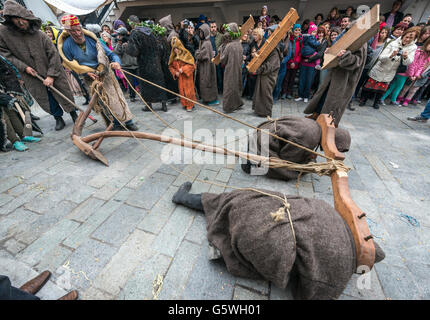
[121,69,345,165]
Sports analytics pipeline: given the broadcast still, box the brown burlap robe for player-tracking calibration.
[202,190,356,300]
[250,116,350,181]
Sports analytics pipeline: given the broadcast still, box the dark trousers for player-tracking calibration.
[47,89,63,117]
[216,65,224,94]
[71,71,90,102]
[298,65,315,99]
[354,69,369,98]
[273,61,287,101]
[281,68,298,96]
[123,68,138,99]
[0,275,39,300]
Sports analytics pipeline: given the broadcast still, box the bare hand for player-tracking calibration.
[402,51,408,59]
[43,76,54,87]
[88,72,99,81]
[391,50,399,58]
[410,76,416,81]
[290,63,295,69]
[110,62,121,70]
[179,68,183,74]
[337,50,347,57]
[25,66,37,77]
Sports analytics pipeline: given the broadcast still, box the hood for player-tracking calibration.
[198,14,207,22]
[335,128,351,153]
[159,15,174,32]
[3,0,42,30]
[199,23,211,40]
[169,36,195,66]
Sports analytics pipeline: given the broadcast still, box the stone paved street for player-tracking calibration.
[0,95,429,300]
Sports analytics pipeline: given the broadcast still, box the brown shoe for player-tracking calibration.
[19,270,51,295]
[58,290,79,300]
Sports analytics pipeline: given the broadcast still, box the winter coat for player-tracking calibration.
[252,47,282,117]
[195,24,218,103]
[383,11,404,28]
[406,49,430,78]
[179,28,200,57]
[368,37,417,83]
[286,34,303,69]
[0,0,76,115]
[304,45,367,127]
[301,34,320,58]
[114,42,138,70]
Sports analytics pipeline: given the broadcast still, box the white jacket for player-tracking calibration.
[369,37,417,83]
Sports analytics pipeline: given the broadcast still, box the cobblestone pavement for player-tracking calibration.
[0,94,429,300]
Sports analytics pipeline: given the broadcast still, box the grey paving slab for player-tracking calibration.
[233,286,268,300]
[67,197,106,222]
[0,207,40,240]
[91,204,146,246]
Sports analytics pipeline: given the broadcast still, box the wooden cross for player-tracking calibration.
[323,4,380,70]
[247,8,299,73]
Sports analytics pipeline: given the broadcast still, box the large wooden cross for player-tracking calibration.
[212,15,255,65]
[323,4,380,70]
[247,8,299,73]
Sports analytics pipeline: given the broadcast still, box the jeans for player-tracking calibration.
[421,98,430,119]
[0,275,39,300]
[273,61,287,101]
[47,89,64,117]
[381,75,407,102]
[298,65,316,99]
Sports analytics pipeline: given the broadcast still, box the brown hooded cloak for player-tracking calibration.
[252,46,282,117]
[304,44,367,126]
[159,15,179,44]
[247,116,351,180]
[195,24,218,103]
[0,0,76,115]
[219,23,244,113]
[200,189,385,300]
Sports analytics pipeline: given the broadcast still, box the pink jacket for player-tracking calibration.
[406,49,430,77]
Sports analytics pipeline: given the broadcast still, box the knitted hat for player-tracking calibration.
[113,19,126,31]
[308,22,318,34]
[61,14,80,29]
[293,23,301,31]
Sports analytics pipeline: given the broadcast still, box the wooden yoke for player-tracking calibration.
[247,8,299,73]
[323,4,380,70]
[317,114,375,270]
[212,15,255,65]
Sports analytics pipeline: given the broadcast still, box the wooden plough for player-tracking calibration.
[72,97,376,270]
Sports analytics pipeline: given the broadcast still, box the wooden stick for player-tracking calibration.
[317,114,375,270]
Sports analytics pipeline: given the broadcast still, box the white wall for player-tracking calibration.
[23,0,60,25]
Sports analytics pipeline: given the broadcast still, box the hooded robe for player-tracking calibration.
[195,24,218,103]
[168,37,196,109]
[201,189,385,300]
[252,46,282,117]
[304,44,367,126]
[245,116,351,180]
[219,23,244,113]
[0,0,76,115]
[159,15,179,44]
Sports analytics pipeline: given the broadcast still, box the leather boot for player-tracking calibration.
[172,182,204,212]
[54,116,66,131]
[19,270,51,295]
[30,113,40,121]
[162,101,167,112]
[58,290,79,300]
[70,111,78,123]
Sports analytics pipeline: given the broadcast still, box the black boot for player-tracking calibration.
[54,116,65,131]
[142,102,152,112]
[241,161,252,174]
[359,98,367,106]
[70,111,78,123]
[172,182,204,212]
[373,93,382,109]
[162,101,167,112]
[30,113,40,121]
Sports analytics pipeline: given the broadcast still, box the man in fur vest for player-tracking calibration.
[171,181,385,300]
[241,116,351,180]
[58,15,138,131]
[0,0,78,131]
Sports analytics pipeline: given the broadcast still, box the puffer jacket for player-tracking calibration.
[368,37,417,83]
[406,49,430,78]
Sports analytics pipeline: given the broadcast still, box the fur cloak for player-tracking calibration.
[0,0,76,115]
[219,23,244,113]
[195,24,218,103]
[304,44,367,126]
[127,26,169,103]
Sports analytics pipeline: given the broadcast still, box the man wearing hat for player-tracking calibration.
[0,0,78,131]
[58,14,138,131]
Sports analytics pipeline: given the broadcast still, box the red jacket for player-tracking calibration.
[287,34,303,70]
